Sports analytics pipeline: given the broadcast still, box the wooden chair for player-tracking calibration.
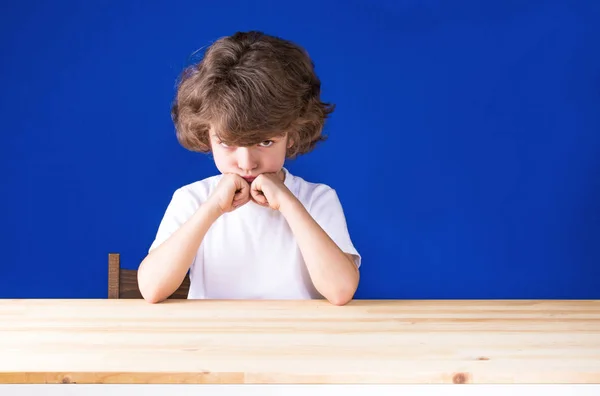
[108,253,190,299]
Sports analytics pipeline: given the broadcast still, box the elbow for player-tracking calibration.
[327,287,357,306]
[329,295,353,306]
[139,284,164,304]
[326,273,359,306]
[142,291,164,304]
[137,271,165,304]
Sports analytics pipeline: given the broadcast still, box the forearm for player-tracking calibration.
[280,197,359,306]
[138,202,221,303]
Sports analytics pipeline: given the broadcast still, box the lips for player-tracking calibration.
[242,176,256,183]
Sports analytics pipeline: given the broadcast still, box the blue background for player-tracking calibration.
[2,0,599,299]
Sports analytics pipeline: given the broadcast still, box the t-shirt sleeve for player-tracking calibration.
[308,186,362,269]
[148,187,201,253]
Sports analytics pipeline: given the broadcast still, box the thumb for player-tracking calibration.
[251,181,269,207]
[232,177,249,201]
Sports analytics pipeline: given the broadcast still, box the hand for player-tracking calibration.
[250,171,294,211]
[207,174,251,214]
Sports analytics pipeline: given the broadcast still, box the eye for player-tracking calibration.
[258,140,274,147]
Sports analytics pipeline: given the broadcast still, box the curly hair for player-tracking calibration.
[171,31,335,158]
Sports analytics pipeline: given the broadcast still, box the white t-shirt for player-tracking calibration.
[148,167,361,300]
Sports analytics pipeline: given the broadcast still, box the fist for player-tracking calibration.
[208,174,251,214]
[250,171,292,211]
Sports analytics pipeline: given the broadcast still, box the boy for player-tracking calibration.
[138,31,361,306]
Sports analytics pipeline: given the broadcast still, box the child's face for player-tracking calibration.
[209,131,291,182]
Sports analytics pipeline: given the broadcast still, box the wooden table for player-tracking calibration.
[0,299,599,384]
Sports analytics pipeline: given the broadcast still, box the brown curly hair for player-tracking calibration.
[171,31,335,158]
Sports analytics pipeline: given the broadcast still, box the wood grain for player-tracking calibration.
[107,253,120,299]
[0,299,599,384]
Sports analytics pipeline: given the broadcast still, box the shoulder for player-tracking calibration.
[287,171,342,211]
[167,174,222,208]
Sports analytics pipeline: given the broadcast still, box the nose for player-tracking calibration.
[236,147,258,173]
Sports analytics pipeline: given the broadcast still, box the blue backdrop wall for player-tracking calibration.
[2,0,599,299]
